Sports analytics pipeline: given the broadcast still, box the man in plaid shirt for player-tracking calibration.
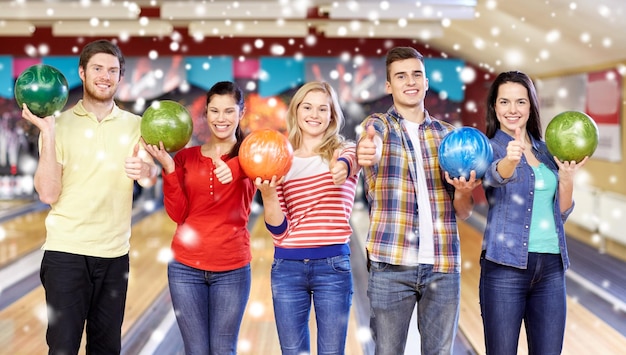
[357,46,481,355]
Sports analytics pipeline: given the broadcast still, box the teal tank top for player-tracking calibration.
[528,163,560,254]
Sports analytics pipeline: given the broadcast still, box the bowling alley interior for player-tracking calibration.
[1,1,626,354]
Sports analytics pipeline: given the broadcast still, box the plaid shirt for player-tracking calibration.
[360,107,461,273]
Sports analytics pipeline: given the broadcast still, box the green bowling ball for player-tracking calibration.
[141,100,193,153]
[545,110,599,163]
[14,64,69,117]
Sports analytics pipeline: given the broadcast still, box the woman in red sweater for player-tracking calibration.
[255,81,360,355]
[144,81,256,355]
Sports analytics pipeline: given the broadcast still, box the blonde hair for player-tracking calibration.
[286,81,346,162]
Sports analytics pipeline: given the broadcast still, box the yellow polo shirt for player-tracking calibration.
[42,100,141,258]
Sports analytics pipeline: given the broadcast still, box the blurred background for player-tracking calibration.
[0,1,625,354]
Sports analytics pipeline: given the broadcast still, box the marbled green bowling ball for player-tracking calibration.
[141,100,193,153]
[545,111,599,163]
[14,64,69,117]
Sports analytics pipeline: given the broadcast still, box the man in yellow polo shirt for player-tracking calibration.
[21,39,157,355]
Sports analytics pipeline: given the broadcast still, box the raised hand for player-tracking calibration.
[213,146,233,184]
[124,143,145,180]
[254,175,284,196]
[554,156,588,180]
[444,170,482,193]
[143,139,175,174]
[357,125,379,166]
[505,127,525,165]
[330,150,349,185]
[21,103,55,133]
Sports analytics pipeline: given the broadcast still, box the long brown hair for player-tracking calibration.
[205,81,245,159]
[485,71,542,140]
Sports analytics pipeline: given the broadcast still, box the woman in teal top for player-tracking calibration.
[481,71,588,355]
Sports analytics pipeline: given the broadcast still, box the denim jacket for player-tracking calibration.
[482,130,573,270]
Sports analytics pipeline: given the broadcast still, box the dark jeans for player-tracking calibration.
[40,251,129,355]
[480,252,566,355]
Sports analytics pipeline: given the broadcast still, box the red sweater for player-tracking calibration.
[162,146,256,271]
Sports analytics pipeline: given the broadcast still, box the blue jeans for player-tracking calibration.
[271,255,353,355]
[168,261,251,355]
[367,262,460,355]
[39,251,129,355]
[479,253,566,355]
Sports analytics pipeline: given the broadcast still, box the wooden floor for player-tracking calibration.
[0,202,365,355]
[0,206,177,355]
[1,198,625,354]
[0,208,48,266]
[239,215,365,355]
[457,219,626,355]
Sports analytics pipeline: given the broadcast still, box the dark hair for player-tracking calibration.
[485,71,542,139]
[205,81,245,159]
[385,47,424,81]
[78,39,125,77]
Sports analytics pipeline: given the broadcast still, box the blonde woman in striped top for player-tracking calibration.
[255,81,360,355]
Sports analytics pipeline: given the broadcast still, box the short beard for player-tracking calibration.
[85,82,117,103]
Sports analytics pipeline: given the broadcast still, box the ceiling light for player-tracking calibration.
[4,2,140,20]
[321,21,444,39]
[52,20,173,37]
[162,2,307,20]
[188,21,309,38]
[0,21,35,36]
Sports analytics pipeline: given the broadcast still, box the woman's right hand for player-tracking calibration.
[142,139,175,174]
[254,175,284,196]
[505,127,525,164]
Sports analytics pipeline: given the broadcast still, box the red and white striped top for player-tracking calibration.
[271,146,360,248]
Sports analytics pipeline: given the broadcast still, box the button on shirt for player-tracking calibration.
[360,107,460,273]
[482,130,573,269]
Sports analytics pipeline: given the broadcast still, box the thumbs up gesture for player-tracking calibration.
[330,150,349,185]
[213,146,233,184]
[357,125,381,166]
[505,127,525,164]
[496,127,526,179]
[125,143,146,180]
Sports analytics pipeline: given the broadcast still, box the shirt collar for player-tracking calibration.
[72,99,122,122]
[387,106,433,126]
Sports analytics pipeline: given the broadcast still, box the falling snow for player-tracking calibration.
[2,1,626,354]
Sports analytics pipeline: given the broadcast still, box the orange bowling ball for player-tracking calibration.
[239,129,293,180]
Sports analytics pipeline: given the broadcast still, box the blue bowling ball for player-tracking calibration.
[438,127,493,179]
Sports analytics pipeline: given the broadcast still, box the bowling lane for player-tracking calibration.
[1,197,366,355]
[0,199,32,211]
[0,207,176,355]
[138,206,367,355]
[0,207,48,268]
[236,213,365,355]
[457,218,626,355]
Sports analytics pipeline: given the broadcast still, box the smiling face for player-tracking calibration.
[206,94,243,142]
[296,90,332,141]
[386,57,429,111]
[494,82,531,137]
[79,52,121,103]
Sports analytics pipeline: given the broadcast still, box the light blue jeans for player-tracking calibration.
[271,255,353,355]
[168,260,251,355]
[367,262,460,355]
[480,252,566,355]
